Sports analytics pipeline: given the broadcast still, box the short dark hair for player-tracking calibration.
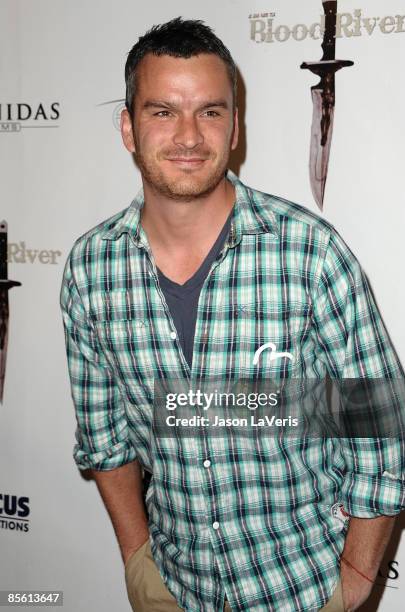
[125,17,237,117]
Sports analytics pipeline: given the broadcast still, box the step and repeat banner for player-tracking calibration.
[1,1,404,610]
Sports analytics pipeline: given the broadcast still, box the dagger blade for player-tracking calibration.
[0,220,21,403]
[308,87,335,210]
[0,294,9,403]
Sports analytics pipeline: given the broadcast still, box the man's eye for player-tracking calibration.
[155,110,172,117]
[203,110,220,117]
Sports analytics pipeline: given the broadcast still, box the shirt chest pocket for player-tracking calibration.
[88,290,167,377]
[239,304,311,378]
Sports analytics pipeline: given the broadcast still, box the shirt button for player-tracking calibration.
[170,331,177,340]
[203,459,211,468]
[212,521,220,530]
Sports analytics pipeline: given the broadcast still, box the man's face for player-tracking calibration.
[121,53,238,201]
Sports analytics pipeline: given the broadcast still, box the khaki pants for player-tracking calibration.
[125,539,344,612]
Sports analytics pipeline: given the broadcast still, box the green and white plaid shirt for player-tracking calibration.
[61,170,404,611]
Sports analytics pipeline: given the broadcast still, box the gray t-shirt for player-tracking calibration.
[157,210,232,369]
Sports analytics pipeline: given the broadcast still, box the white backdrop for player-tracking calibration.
[1,1,404,610]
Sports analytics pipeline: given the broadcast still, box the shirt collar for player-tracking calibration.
[101,169,279,247]
[226,169,279,247]
[100,188,146,247]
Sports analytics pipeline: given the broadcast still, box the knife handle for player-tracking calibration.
[322,0,337,61]
[0,221,7,281]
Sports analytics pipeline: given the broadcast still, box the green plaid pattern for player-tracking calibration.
[60,170,404,611]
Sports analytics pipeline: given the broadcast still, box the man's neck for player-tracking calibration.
[140,175,235,284]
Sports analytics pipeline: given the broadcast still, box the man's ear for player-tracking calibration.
[231,107,239,151]
[121,108,136,153]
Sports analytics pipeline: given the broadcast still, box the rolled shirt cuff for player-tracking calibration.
[73,439,137,471]
[341,471,405,517]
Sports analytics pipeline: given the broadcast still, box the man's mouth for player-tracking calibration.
[166,157,207,163]
[165,157,208,168]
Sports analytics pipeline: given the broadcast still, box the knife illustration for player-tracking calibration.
[0,221,21,403]
[301,1,354,209]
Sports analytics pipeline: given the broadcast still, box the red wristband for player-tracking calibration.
[340,556,374,584]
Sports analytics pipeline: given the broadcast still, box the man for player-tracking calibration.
[60,17,404,612]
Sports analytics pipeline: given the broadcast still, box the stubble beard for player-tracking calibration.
[134,141,231,203]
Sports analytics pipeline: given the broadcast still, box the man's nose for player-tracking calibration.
[173,115,204,149]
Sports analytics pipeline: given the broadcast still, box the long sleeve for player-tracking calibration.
[60,249,136,471]
[311,228,404,516]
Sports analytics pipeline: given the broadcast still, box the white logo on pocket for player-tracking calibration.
[252,342,294,366]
